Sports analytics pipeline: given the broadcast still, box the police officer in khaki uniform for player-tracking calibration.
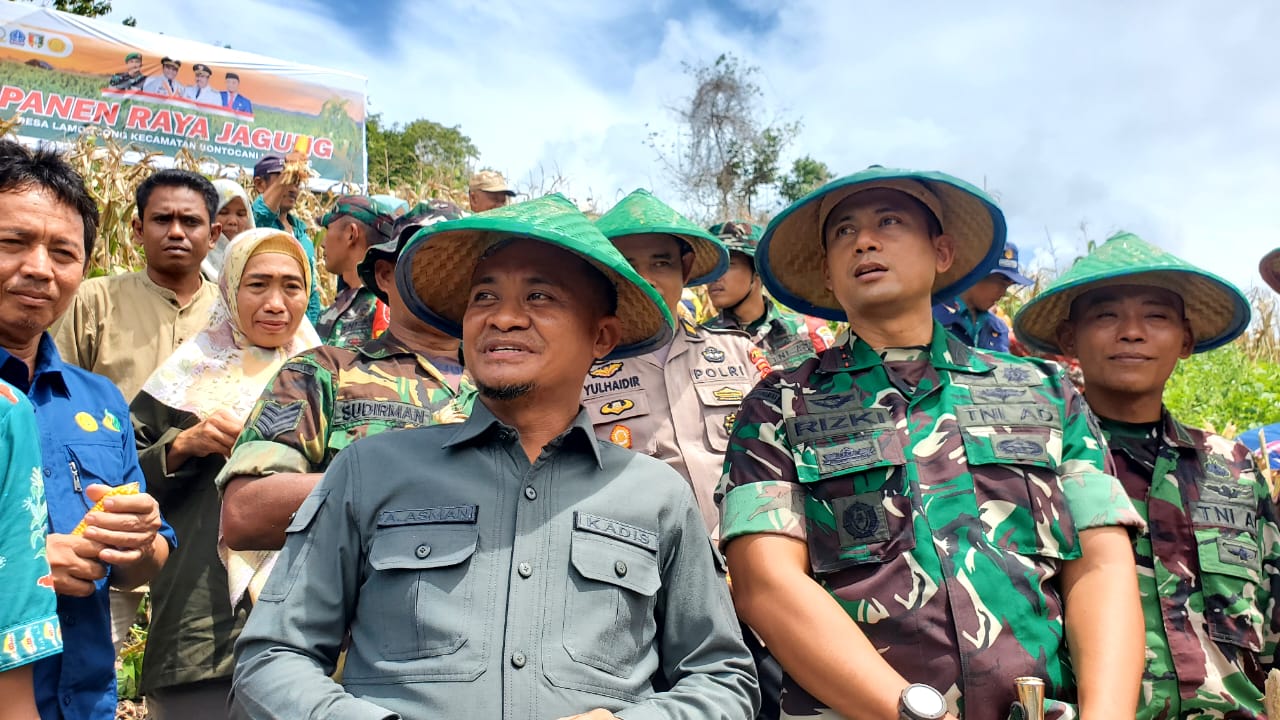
[583,189,771,539]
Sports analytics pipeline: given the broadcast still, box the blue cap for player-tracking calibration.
[991,242,1032,286]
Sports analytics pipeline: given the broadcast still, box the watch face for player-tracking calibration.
[903,684,947,718]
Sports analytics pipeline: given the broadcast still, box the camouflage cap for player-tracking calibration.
[758,166,1007,321]
[357,199,464,303]
[320,195,402,242]
[1014,231,1250,355]
[395,193,674,359]
[708,220,764,258]
[595,189,730,286]
[125,52,141,62]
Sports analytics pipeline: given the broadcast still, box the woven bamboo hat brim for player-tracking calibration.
[595,189,729,286]
[757,167,1007,321]
[394,193,674,360]
[1013,231,1250,355]
[1260,249,1280,294]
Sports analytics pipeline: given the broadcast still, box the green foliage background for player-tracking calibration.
[1163,343,1280,433]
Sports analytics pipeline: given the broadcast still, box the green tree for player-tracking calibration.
[779,155,834,203]
[22,0,134,24]
[648,53,799,221]
[1164,343,1280,433]
[366,113,479,193]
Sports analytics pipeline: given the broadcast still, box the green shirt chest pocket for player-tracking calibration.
[366,523,484,673]
[561,522,661,681]
[956,403,1080,560]
[1192,481,1266,651]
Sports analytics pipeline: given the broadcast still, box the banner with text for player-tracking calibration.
[0,4,367,186]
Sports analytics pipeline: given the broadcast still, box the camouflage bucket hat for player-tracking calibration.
[758,166,1007,321]
[708,220,764,258]
[1260,248,1280,294]
[395,193,675,359]
[1013,231,1250,355]
[320,195,402,242]
[357,199,464,303]
[595,189,730,286]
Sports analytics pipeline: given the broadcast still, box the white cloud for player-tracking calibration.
[108,0,1280,296]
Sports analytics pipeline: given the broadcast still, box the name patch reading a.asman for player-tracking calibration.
[378,505,479,526]
[575,511,658,552]
[786,408,893,444]
[955,403,1060,429]
[335,400,433,427]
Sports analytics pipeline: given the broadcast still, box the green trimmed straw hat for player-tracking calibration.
[1013,231,1250,355]
[1260,249,1280,294]
[395,193,674,359]
[758,166,1007,321]
[595,189,729,286]
[708,220,765,257]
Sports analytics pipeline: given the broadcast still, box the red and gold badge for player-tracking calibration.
[609,424,632,449]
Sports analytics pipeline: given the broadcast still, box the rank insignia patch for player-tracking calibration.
[609,424,632,448]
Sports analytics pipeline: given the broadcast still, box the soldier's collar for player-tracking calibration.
[1158,407,1201,450]
[822,322,990,374]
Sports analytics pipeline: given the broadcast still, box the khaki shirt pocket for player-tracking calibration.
[561,530,660,679]
[587,391,656,454]
[367,524,481,665]
[694,382,751,452]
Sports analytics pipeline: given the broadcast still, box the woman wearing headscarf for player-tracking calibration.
[202,178,256,282]
[130,228,319,719]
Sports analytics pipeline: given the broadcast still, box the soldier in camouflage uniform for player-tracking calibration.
[217,202,474,551]
[1015,232,1277,720]
[315,195,402,349]
[718,166,1146,720]
[704,220,830,370]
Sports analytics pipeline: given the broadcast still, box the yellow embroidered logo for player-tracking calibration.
[74,411,98,432]
[712,387,744,402]
[590,361,624,378]
[600,399,635,416]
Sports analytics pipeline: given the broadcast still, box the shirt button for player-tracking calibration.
[524,486,537,501]
[43,467,50,477]
[415,544,431,559]
[517,562,532,578]
[63,695,72,706]
[510,651,526,668]
[614,560,628,577]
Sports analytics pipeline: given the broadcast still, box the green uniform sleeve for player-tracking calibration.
[1057,373,1145,533]
[718,380,807,548]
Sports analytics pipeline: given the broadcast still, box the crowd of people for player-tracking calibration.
[0,137,1276,720]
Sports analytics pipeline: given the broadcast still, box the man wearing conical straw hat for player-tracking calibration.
[585,190,772,538]
[1016,232,1278,720]
[717,166,1145,720]
[229,193,760,720]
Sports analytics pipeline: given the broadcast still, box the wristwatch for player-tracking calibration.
[899,683,947,720]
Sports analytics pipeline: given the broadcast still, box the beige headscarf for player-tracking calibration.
[201,178,256,282]
[139,228,320,608]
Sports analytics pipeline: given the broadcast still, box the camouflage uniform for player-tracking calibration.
[217,331,475,483]
[717,327,1143,720]
[316,285,381,350]
[1101,412,1280,720]
[705,301,821,370]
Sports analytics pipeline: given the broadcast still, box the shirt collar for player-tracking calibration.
[819,321,991,375]
[1159,408,1201,450]
[0,333,69,395]
[359,331,455,390]
[442,399,605,469]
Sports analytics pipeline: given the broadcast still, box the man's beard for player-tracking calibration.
[477,381,534,401]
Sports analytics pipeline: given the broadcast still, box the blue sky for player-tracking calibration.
[103,0,1280,295]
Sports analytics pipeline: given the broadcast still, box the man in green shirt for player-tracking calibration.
[230,193,760,720]
[1015,232,1276,720]
[314,195,401,349]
